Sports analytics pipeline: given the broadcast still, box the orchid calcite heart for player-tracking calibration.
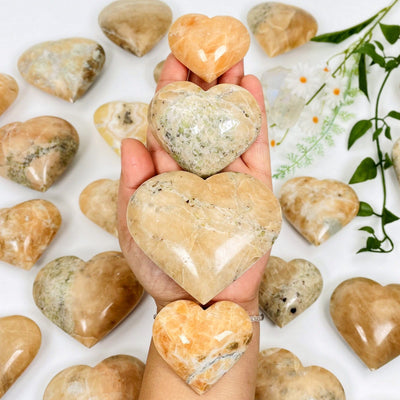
[127,171,282,304]
[153,300,253,394]
[0,199,61,270]
[168,14,250,83]
[18,38,105,102]
[0,73,18,117]
[33,251,144,347]
[279,176,359,246]
[330,277,400,370]
[149,81,262,177]
[259,256,323,327]
[0,315,41,398]
[256,348,345,400]
[0,116,79,191]
[43,355,144,400]
[391,137,400,184]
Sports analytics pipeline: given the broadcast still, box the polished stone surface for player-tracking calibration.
[392,137,400,184]
[33,251,144,347]
[259,256,323,327]
[0,116,79,191]
[0,199,61,270]
[0,73,18,117]
[127,171,282,304]
[330,277,400,370]
[168,14,250,83]
[279,177,359,246]
[153,59,165,83]
[18,38,105,102]
[153,300,253,394]
[149,81,261,177]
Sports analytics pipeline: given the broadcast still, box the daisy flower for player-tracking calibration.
[284,63,322,100]
[298,103,325,135]
[323,75,347,109]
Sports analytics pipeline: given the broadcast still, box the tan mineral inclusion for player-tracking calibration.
[0,73,18,117]
[391,137,400,183]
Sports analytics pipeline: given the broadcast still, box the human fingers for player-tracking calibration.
[217,60,244,85]
[156,53,188,92]
[188,71,217,90]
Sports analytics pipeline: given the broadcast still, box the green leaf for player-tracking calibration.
[388,110,400,120]
[385,126,392,140]
[358,53,369,99]
[349,157,377,184]
[374,40,384,51]
[386,59,400,71]
[357,201,375,216]
[383,153,393,169]
[380,23,400,44]
[367,236,381,250]
[372,127,383,141]
[348,120,372,149]
[356,43,386,67]
[357,247,370,254]
[359,226,375,234]
[382,208,400,225]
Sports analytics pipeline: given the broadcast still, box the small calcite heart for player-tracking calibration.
[149,81,261,177]
[94,101,148,155]
[33,251,144,347]
[0,315,41,398]
[259,256,323,327]
[168,14,250,83]
[153,59,165,83]
[153,300,253,394]
[0,199,61,270]
[391,137,400,184]
[99,0,172,57]
[279,176,359,246]
[0,116,79,191]
[0,73,18,117]
[18,38,105,102]
[330,277,400,370]
[43,355,144,400]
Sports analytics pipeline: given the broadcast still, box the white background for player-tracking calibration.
[0,0,399,398]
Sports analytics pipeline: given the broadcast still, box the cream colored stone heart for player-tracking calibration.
[149,81,261,177]
[153,300,253,394]
[330,277,400,370]
[392,137,400,184]
[127,171,281,304]
[0,73,18,117]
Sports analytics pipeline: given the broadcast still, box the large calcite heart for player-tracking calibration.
[256,348,345,400]
[0,199,61,270]
[330,277,400,370]
[33,251,144,347]
[43,355,144,400]
[0,73,18,117]
[149,81,261,177]
[18,38,105,102]
[127,171,282,304]
[0,315,41,398]
[279,176,359,246]
[0,116,79,191]
[259,256,323,327]
[168,14,250,83]
[153,300,253,394]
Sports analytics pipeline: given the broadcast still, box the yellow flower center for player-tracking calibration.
[312,116,319,124]
[324,66,329,72]
[299,76,307,84]
[333,88,341,96]
[270,139,276,147]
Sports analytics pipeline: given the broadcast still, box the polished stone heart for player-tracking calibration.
[0,315,41,397]
[259,256,323,327]
[168,14,250,83]
[0,199,61,270]
[0,116,79,191]
[330,277,400,370]
[149,81,261,177]
[127,171,282,304]
[33,251,144,347]
[392,137,400,184]
[18,38,105,102]
[153,300,253,394]
[99,0,172,57]
[256,348,345,400]
[279,176,359,245]
[153,59,165,83]
[0,73,18,117]
[43,355,144,400]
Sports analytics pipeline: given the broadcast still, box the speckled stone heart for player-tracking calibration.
[127,171,282,304]
[0,73,18,117]
[149,81,261,177]
[168,14,250,83]
[153,300,253,394]
[279,176,359,245]
[330,277,400,370]
[33,251,143,347]
[256,348,345,400]
[0,315,41,398]
[43,355,144,400]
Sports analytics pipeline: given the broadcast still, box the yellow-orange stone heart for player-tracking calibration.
[0,73,18,117]
[153,300,253,394]
[168,14,250,83]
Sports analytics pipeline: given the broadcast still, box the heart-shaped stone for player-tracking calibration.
[256,348,345,400]
[33,251,144,347]
[153,59,165,83]
[18,38,105,102]
[149,81,262,177]
[43,355,144,400]
[259,256,323,327]
[153,300,253,394]
[127,171,281,304]
[0,199,61,270]
[0,315,41,398]
[392,137,400,184]
[0,116,79,191]
[0,73,18,117]
[279,176,359,246]
[99,0,172,57]
[168,14,250,83]
[330,277,400,370]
